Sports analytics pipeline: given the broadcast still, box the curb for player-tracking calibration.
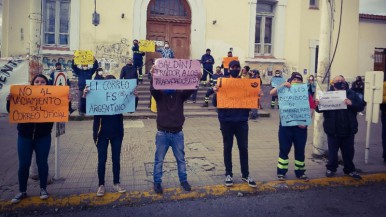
[1,173,385,212]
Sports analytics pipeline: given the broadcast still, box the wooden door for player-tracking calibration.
[374,49,386,81]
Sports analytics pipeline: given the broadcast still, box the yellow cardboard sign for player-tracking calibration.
[222,57,239,69]
[139,40,156,52]
[74,50,94,65]
[9,85,69,123]
[217,78,260,109]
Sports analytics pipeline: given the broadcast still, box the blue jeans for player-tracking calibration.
[97,136,123,186]
[153,131,187,183]
[18,135,51,192]
[220,121,249,178]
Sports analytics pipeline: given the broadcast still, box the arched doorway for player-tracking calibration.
[145,0,192,70]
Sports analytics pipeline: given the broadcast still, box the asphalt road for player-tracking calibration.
[5,183,385,217]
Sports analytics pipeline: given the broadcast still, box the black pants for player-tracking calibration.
[97,136,123,186]
[381,112,386,160]
[201,68,212,82]
[220,121,249,178]
[326,135,356,174]
[134,61,143,76]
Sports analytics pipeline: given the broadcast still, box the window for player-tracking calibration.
[255,2,275,56]
[149,0,188,17]
[43,0,70,46]
[309,0,319,9]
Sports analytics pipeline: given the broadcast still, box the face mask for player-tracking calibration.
[229,70,240,78]
[98,71,103,76]
[163,89,175,95]
[333,81,346,90]
[165,44,169,48]
[128,63,133,66]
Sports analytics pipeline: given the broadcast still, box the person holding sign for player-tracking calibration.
[213,60,257,188]
[81,75,129,197]
[156,41,174,59]
[270,70,284,109]
[120,59,139,110]
[315,75,365,180]
[220,51,234,77]
[72,57,99,116]
[132,39,145,84]
[7,74,53,203]
[150,66,201,194]
[270,72,314,181]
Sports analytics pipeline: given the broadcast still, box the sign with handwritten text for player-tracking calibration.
[222,57,239,69]
[217,78,260,109]
[153,58,201,90]
[271,76,286,88]
[278,84,311,126]
[74,50,94,65]
[139,40,156,52]
[85,79,137,115]
[9,85,69,123]
[318,91,347,110]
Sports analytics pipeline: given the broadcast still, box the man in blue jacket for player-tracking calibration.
[132,39,145,84]
[213,60,257,188]
[200,48,215,86]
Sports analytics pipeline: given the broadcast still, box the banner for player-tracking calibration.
[85,79,137,115]
[318,91,347,110]
[271,76,286,88]
[278,84,311,126]
[217,78,260,109]
[9,85,69,123]
[74,50,94,65]
[139,40,156,52]
[0,59,29,113]
[222,57,239,69]
[153,58,201,90]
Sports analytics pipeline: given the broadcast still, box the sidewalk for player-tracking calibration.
[0,109,385,205]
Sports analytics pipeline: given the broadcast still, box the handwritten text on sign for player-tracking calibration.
[271,76,286,88]
[318,91,347,110]
[278,84,311,126]
[74,50,94,65]
[86,79,137,115]
[10,85,69,123]
[153,58,200,90]
[139,40,156,52]
[217,78,260,109]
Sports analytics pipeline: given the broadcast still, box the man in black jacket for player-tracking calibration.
[120,59,139,109]
[315,75,365,180]
[132,40,145,84]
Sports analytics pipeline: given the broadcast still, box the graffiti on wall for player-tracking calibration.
[95,38,131,74]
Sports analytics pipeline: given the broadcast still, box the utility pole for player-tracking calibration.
[312,0,333,157]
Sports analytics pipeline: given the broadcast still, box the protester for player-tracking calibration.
[240,66,251,79]
[221,51,233,77]
[81,75,133,196]
[201,48,215,86]
[213,60,257,188]
[307,75,316,97]
[156,41,174,58]
[150,66,201,194]
[71,57,99,116]
[249,69,263,119]
[270,72,314,181]
[315,75,365,180]
[351,76,365,115]
[120,58,139,109]
[94,67,105,80]
[7,74,54,203]
[132,39,146,84]
[270,70,282,109]
[201,66,224,107]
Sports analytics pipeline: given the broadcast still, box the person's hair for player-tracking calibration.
[309,75,314,79]
[244,66,250,72]
[164,41,169,44]
[31,74,49,85]
[96,67,103,72]
[133,39,138,43]
[105,75,116,80]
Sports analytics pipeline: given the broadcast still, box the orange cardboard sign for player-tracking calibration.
[9,85,69,123]
[222,57,239,69]
[217,78,260,109]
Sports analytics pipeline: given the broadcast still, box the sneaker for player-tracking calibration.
[11,192,27,204]
[225,175,233,187]
[326,170,336,177]
[180,181,192,192]
[96,185,105,197]
[277,174,285,181]
[347,171,362,180]
[40,188,49,200]
[154,183,163,194]
[298,174,310,182]
[113,183,126,193]
[242,176,257,188]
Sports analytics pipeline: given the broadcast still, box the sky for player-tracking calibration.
[359,0,386,15]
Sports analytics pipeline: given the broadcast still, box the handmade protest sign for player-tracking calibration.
[9,85,69,123]
[153,58,201,90]
[217,78,260,109]
[278,84,311,126]
[318,91,347,111]
[271,76,286,88]
[222,57,239,69]
[139,40,156,52]
[85,79,136,115]
[74,50,94,65]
